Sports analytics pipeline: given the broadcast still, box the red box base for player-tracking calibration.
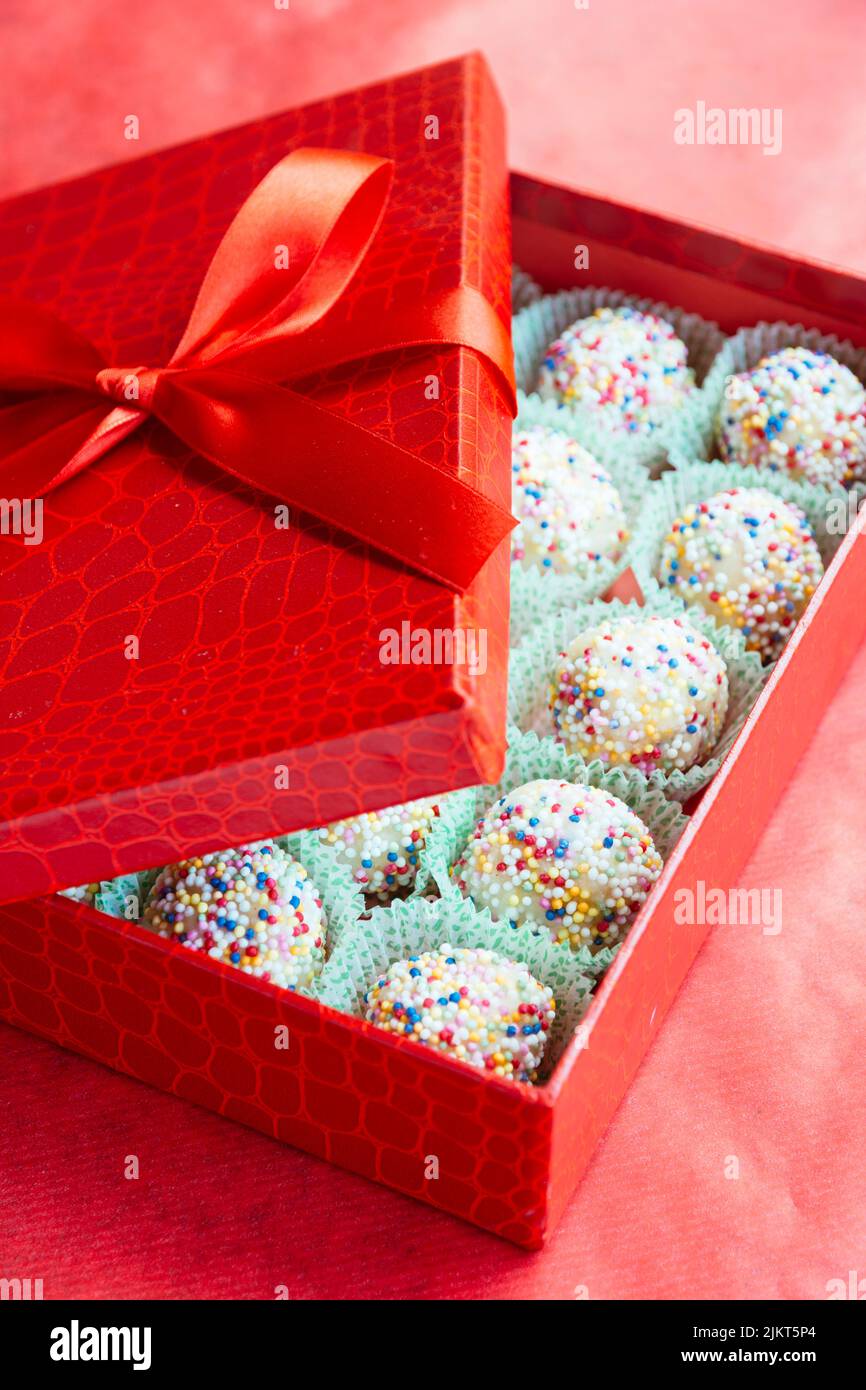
[2,170,865,1248]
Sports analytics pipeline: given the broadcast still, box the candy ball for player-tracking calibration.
[452,778,663,952]
[144,842,325,992]
[719,346,866,487]
[364,945,555,1082]
[511,425,629,576]
[656,487,824,661]
[318,797,442,900]
[61,883,102,906]
[550,614,729,773]
[537,306,695,436]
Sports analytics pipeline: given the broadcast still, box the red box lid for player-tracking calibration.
[0,54,513,904]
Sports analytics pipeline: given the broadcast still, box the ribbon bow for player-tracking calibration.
[0,148,516,590]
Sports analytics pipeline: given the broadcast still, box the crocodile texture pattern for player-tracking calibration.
[0,894,553,1248]
[0,55,513,901]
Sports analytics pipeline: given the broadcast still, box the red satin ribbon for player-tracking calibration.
[0,148,516,591]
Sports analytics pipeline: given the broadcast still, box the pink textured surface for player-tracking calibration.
[3,0,866,1298]
[4,0,866,273]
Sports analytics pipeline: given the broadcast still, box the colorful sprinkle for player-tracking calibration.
[364,945,555,1083]
[144,842,325,992]
[550,614,729,773]
[319,797,443,901]
[60,883,103,906]
[451,778,663,953]
[656,487,824,662]
[719,346,866,487]
[511,424,629,577]
[537,306,695,437]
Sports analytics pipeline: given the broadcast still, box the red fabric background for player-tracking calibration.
[2,0,866,1300]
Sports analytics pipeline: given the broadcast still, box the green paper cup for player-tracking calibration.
[507,592,768,803]
[63,834,365,995]
[512,264,542,313]
[279,828,368,955]
[315,894,610,1082]
[418,724,688,905]
[59,870,158,922]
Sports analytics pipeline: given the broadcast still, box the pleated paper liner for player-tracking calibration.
[511,263,542,314]
[58,831,367,996]
[628,461,852,642]
[277,829,368,953]
[415,723,688,905]
[300,791,469,918]
[314,894,605,1083]
[513,286,727,476]
[60,869,161,922]
[509,399,652,643]
[666,319,866,478]
[507,591,768,804]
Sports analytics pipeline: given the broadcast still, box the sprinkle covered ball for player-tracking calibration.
[452,778,662,952]
[364,945,555,1082]
[61,883,102,906]
[144,842,325,992]
[719,346,866,487]
[318,797,442,900]
[550,614,729,774]
[656,487,823,661]
[537,306,695,436]
[511,425,629,576]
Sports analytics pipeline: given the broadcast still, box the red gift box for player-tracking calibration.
[3,61,866,1250]
[0,53,514,903]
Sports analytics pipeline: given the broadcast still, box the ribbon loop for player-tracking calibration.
[0,147,516,591]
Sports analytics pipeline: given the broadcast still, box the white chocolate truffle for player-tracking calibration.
[537,306,695,436]
[719,346,866,487]
[144,842,325,992]
[318,797,442,900]
[451,778,662,953]
[364,945,555,1083]
[511,425,629,576]
[61,883,102,907]
[550,614,729,774]
[656,487,823,662]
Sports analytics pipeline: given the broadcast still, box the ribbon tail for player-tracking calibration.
[151,368,515,591]
[0,394,121,497]
[0,297,107,391]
